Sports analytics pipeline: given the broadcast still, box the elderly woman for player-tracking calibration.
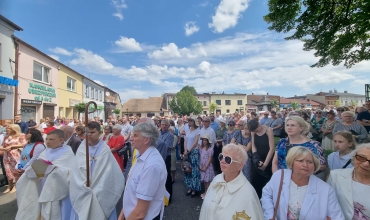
[261,146,344,219]
[272,116,327,180]
[327,143,370,219]
[332,111,368,143]
[108,125,125,172]
[321,110,338,151]
[0,124,27,193]
[100,125,113,144]
[199,144,264,219]
[214,119,227,175]
[184,116,201,197]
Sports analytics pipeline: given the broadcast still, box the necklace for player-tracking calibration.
[353,171,370,186]
[90,141,102,162]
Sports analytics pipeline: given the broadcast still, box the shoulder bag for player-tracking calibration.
[271,169,284,220]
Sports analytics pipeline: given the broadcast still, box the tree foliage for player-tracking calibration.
[169,90,203,115]
[290,101,300,110]
[270,99,279,109]
[75,103,86,113]
[208,102,218,113]
[334,100,341,107]
[264,0,370,68]
[113,109,121,115]
[180,85,197,95]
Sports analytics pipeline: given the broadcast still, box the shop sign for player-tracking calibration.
[0,90,14,95]
[0,76,18,87]
[69,98,80,107]
[21,99,42,105]
[28,82,56,102]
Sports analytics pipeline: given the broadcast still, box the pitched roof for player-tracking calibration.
[0,15,23,31]
[121,97,166,113]
[280,98,323,106]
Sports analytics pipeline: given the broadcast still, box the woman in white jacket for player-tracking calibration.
[261,146,344,220]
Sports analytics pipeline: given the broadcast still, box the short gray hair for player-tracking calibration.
[133,122,159,146]
[351,143,370,164]
[112,125,122,131]
[223,144,248,165]
[286,146,320,172]
[161,119,170,125]
[342,111,355,117]
[169,126,175,132]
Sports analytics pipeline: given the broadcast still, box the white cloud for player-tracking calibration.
[93,80,107,86]
[209,0,250,33]
[48,54,59,61]
[111,0,127,20]
[119,89,151,103]
[49,47,73,56]
[148,43,182,60]
[184,21,200,36]
[115,36,143,52]
[70,49,114,72]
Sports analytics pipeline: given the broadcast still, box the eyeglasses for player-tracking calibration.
[316,112,322,114]
[218,153,240,165]
[238,124,244,126]
[355,154,370,163]
[228,124,235,126]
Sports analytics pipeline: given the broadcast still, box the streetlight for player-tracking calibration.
[126,108,128,116]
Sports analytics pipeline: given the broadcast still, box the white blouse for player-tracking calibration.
[352,181,370,220]
[288,180,308,220]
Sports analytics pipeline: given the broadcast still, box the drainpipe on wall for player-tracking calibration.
[12,35,20,116]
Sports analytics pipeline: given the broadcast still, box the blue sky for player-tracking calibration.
[2,0,369,103]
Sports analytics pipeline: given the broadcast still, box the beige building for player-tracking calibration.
[210,93,247,114]
[121,97,169,118]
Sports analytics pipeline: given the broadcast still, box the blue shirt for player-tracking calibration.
[210,121,220,132]
[17,121,28,134]
[356,111,370,132]
[159,130,174,156]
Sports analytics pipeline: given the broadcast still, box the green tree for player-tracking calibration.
[349,100,358,106]
[113,109,121,115]
[264,0,370,68]
[270,99,279,109]
[290,101,300,110]
[334,100,341,107]
[208,102,218,113]
[169,90,203,115]
[180,85,197,95]
[75,103,86,120]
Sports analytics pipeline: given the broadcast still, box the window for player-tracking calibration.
[95,89,98,100]
[33,62,50,84]
[203,101,207,106]
[85,85,89,98]
[99,91,102,101]
[237,100,243,105]
[226,109,230,113]
[67,77,76,91]
[203,111,207,114]
[91,87,94,99]
[225,100,231,105]
[216,100,221,105]
[327,101,330,105]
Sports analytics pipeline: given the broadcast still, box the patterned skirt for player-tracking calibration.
[184,149,201,191]
[242,151,252,182]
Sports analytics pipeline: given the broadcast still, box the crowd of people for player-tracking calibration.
[0,100,369,219]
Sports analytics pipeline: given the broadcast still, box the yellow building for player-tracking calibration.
[58,66,83,119]
[210,93,247,114]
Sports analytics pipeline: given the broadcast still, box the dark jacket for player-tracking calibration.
[66,135,82,154]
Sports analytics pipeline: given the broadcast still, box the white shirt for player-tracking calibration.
[41,122,47,129]
[185,128,200,151]
[198,126,216,147]
[68,122,74,127]
[352,181,370,220]
[123,147,167,220]
[288,180,308,219]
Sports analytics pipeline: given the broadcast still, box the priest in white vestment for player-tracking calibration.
[16,129,75,220]
[199,143,264,220]
[69,121,125,220]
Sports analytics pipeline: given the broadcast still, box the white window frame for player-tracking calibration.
[33,61,51,84]
[67,77,76,92]
[237,100,243,105]
[95,89,98,100]
[91,87,94,99]
[85,85,89,98]
[225,100,231,105]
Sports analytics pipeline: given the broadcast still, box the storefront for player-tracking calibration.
[0,76,18,121]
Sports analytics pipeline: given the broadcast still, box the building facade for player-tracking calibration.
[58,66,83,119]
[122,97,168,118]
[83,78,105,119]
[0,15,22,122]
[15,38,59,122]
[210,93,247,114]
[104,88,121,120]
[163,93,211,115]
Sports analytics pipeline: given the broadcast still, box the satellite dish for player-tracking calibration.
[105,91,110,96]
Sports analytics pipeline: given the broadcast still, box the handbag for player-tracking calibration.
[252,152,269,178]
[118,142,130,156]
[181,159,192,173]
[271,169,284,220]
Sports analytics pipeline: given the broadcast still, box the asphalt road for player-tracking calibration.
[0,161,203,220]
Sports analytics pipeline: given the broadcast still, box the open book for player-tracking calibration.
[31,159,53,178]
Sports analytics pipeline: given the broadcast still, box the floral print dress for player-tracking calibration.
[2,134,27,181]
[198,146,214,182]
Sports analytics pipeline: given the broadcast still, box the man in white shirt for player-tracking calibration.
[198,117,216,147]
[41,117,50,129]
[119,121,167,220]
[67,118,74,127]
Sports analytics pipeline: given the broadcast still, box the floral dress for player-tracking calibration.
[2,134,27,181]
[233,130,252,181]
[321,120,338,151]
[198,146,214,182]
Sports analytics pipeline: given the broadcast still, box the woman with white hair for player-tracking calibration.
[272,116,327,178]
[261,146,344,219]
[332,111,368,143]
[108,125,125,172]
[328,143,370,219]
[199,144,264,220]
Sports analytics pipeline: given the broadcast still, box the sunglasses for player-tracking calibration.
[238,124,244,126]
[218,153,240,165]
[355,154,370,163]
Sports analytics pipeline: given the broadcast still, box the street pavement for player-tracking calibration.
[0,161,203,220]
